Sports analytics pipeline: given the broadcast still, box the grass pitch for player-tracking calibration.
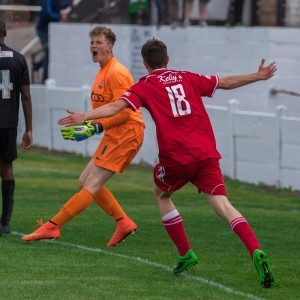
[0,148,299,299]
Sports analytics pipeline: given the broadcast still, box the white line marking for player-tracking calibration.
[13,231,264,300]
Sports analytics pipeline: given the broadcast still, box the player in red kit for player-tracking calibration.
[58,38,277,288]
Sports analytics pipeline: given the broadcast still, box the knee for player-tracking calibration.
[214,201,232,216]
[0,162,14,180]
[153,185,169,203]
[209,196,234,219]
[78,179,84,190]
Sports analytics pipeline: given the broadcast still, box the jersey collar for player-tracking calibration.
[151,68,167,74]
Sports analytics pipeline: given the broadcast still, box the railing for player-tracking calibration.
[0,4,41,12]
[270,88,300,97]
[69,0,131,24]
[82,0,125,23]
[31,43,48,84]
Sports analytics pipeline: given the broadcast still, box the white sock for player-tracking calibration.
[162,209,179,221]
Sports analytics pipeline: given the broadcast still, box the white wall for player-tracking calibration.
[19,82,159,168]
[49,24,300,117]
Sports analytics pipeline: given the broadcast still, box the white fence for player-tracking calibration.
[207,101,300,189]
[18,82,300,191]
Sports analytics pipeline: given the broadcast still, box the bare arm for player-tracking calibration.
[218,59,277,90]
[100,109,131,130]
[20,85,33,152]
[58,99,129,126]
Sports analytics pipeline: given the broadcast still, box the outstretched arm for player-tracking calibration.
[218,59,277,90]
[58,99,129,126]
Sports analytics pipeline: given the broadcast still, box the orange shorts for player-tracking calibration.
[93,121,144,173]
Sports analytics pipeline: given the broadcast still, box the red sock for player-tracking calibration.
[230,217,261,258]
[162,209,190,256]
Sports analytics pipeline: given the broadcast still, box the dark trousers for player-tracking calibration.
[162,0,179,24]
[36,29,49,82]
[227,0,245,25]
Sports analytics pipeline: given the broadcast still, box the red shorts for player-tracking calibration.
[153,158,226,195]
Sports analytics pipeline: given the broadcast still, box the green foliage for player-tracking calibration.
[0,148,299,299]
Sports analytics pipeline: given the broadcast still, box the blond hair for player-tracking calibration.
[89,25,116,45]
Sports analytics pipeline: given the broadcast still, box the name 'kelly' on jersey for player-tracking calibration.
[120,69,221,167]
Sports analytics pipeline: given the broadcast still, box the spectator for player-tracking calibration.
[162,0,180,28]
[129,0,149,25]
[153,0,163,27]
[184,0,210,26]
[226,0,245,26]
[0,20,33,236]
[35,0,70,83]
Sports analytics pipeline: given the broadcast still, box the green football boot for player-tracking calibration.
[253,249,274,288]
[173,249,199,274]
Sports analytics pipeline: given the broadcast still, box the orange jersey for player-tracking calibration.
[91,56,144,128]
[90,56,144,173]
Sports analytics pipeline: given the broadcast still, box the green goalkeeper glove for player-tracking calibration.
[61,121,103,142]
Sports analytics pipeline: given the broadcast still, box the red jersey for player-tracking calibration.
[120,69,221,166]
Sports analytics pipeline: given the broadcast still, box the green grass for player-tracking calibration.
[0,148,299,300]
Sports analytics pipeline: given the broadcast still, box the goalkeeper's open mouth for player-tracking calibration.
[92,51,98,58]
[91,50,100,63]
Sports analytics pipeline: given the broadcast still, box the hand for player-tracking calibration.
[61,121,102,142]
[58,109,85,126]
[22,130,33,151]
[257,59,277,80]
[60,12,68,21]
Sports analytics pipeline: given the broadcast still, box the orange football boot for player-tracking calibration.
[22,220,60,242]
[107,216,137,247]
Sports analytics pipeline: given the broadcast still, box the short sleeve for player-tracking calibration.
[119,88,142,111]
[195,74,219,98]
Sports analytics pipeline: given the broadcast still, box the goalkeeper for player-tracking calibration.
[22,26,144,247]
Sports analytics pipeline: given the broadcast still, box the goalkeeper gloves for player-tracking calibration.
[61,121,103,142]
